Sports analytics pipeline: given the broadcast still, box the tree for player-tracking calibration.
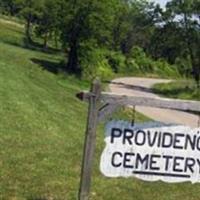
[60,0,117,74]
[150,22,185,64]
[19,0,41,43]
[166,0,200,86]
[0,0,22,16]
[117,1,157,55]
[111,0,130,51]
[35,0,60,49]
[0,0,186,79]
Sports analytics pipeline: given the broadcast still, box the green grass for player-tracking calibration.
[153,80,200,101]
[0,14,25,25]
[1,17,200,200]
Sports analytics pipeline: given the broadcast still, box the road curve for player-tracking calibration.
[109,77,199,128]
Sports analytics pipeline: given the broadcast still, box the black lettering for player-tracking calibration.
[163,155,173,171]
[196,136,200,151]
[149,154,160,170]
[147,131,158,147]
[123,129,134,145]
[184,157,195,173]
[162,132,173,148]
[197,159,200,173]
[111,152,122,167]
[135,130,146,146]
[123,153,135,169]
[173,133,184,149]
[157,132,162,147]
[173,156,184,172]
[185,134,196,150]
[135,154,149,169]
[111,128,122,143]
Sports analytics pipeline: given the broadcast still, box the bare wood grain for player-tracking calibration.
[78,79,101,200]
[77,91,200,112]
[98,103,120,122]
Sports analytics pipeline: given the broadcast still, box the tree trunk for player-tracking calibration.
[9,4,15,16]
[54,32,58,49]
[192,61,200,88]
[183,12,200,87]
[26,18,32,43]
[112,20,121,51]
[43,33,48,50]
[67,39,80,74]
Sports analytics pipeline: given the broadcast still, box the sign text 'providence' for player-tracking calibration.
[100,121,200,183]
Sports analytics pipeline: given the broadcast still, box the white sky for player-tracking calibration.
[151,0,170,8]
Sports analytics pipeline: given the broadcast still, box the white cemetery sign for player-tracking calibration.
[101,121,200,183]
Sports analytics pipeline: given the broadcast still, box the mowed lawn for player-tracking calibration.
[0,18,200,200]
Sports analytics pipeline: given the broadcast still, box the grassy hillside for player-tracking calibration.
[1,18,200,200]
[153,80,200,101]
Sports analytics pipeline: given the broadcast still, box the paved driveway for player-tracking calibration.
[109,77,199,128]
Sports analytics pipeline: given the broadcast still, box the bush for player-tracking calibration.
[79,42,180,80]
[128,46,154,72]
[126,46,180,78]
[125,58,140,73]
[106,51,126,73]
[80,41,114,81]
[154,59,180,78]
[175,56,192,77]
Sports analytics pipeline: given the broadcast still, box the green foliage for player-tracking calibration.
[59,0,118,73]
[154,58,179,77]
[153,80,200,101]
[0,0,199,81]
[157,0,200,83]
[0,0,22,16]
[129,46,154,72]
[107,51,126,73]
[80,42,114,81]
[126,46,179,77]
[116,0,157,54]
[18,0,43,42]
[125,58,140,73]
[34,0,60,48]
[19,0,41,22]
[175,56,192,77]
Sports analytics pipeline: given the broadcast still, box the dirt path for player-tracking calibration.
[109,77,199,128]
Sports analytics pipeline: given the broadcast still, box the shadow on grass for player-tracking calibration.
[24,39,60,54]
[31,58,65,74]
[1,37,60,55]
[31,58,82,78]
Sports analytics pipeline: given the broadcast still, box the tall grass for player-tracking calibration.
[153,80,200,101]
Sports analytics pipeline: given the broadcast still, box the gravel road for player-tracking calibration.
[109,77,199,128]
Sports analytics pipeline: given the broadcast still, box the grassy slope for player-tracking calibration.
[153,80,200,101]
[0,18,200,200]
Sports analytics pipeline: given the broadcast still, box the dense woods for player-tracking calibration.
[0,0,199,84]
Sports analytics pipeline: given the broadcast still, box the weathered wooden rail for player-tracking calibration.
[77,90,200,122]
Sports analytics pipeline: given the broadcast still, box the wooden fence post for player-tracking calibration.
[78,79,101,200]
